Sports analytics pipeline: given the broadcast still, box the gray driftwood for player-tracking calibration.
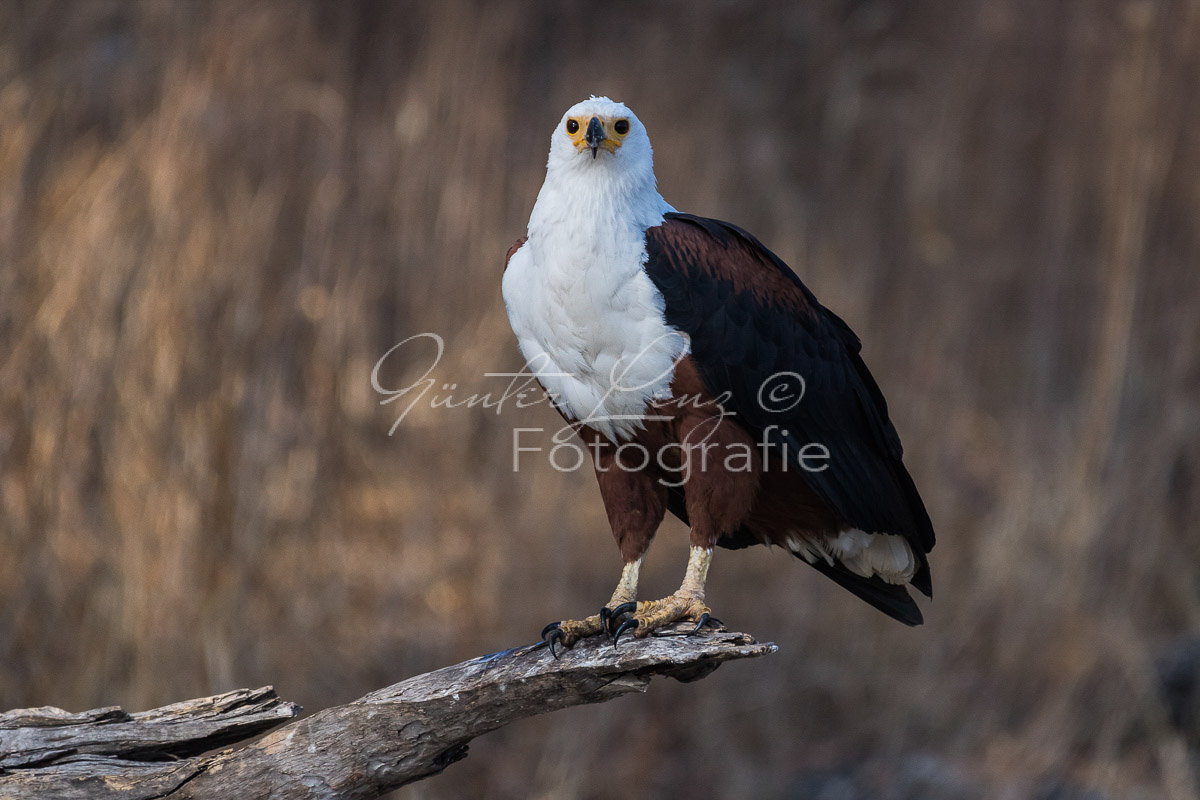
[0,628,774,799]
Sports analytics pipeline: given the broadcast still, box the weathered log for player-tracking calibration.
[0,628,775,799]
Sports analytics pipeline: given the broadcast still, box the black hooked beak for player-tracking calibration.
[585,116,606,158]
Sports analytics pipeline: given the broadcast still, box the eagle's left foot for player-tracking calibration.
[610,590,721,645]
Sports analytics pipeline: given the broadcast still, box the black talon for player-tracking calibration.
[612,618,639,647]
[605,601,637,636]
[541,622,563,659]
[545,629,563,659]
[610,601,638,618]
[690,613,716,634]
[599,607,612,636]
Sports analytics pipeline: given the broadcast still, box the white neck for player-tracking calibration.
[527,160,673,253]
[502,152,686,441]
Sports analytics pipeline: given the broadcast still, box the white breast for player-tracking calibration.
[503,228,688,442]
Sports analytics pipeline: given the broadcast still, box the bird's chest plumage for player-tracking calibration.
[503,228,688,442]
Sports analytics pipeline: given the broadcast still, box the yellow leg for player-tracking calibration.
[616,547,719,642]
[608,558,642,608]
[543,558,643,653]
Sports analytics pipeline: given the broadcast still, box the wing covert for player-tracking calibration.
[643,213,935,562]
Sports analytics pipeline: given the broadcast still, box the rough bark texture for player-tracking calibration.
[0,629,774,799]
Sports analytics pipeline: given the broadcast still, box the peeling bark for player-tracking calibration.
[0,629,774,799]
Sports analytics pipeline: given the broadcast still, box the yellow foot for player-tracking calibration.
[540,605,629,657]
[541,614,602,653]
[610,592,722,644]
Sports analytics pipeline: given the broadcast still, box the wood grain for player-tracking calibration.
[0,628,774,799]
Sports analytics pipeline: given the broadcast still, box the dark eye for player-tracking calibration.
[614,119,629,135]
[566,119,579,134]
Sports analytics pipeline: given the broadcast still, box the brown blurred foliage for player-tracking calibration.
[2,1,1199,797]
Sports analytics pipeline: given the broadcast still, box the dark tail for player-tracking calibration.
[799,553,925,626]
[693,486,928,626]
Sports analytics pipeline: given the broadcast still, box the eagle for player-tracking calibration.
[503,97,935,655]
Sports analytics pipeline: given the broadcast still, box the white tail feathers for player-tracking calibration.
[786,529,917,585]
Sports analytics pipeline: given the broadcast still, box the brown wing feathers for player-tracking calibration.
[643,213,935,621]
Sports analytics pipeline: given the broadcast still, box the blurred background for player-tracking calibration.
[2,1,1199,797]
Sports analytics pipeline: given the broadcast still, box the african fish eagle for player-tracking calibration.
[503,97,935,654]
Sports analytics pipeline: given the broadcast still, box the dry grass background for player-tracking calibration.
[2,1,1199,797]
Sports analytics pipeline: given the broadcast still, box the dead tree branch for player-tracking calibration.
[0,628,775,799]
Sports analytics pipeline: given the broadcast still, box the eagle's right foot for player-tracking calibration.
[541,600,641,657]
[541,558,646,657]
[540,613,606,658]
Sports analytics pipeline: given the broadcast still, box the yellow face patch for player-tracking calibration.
[564,115,630,155]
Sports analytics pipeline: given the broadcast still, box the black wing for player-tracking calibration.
[644,213,935,616]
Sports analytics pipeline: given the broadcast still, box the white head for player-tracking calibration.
[546,96,655,184]
[529,96,669,237]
